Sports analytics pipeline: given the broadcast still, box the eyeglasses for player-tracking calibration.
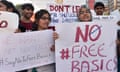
[41,17,51,21]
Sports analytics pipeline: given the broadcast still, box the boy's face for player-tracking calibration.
[95,6,104,15]
[22,7,33,19]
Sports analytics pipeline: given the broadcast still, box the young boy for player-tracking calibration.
[94,2,105,15]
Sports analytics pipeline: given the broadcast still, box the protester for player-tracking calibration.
[0,0,20,16]
[0,0,25,72]
[0,0,20,33]
[26,9,58,72]
[94,2,105,15]
[118,19,120,26]
[32,9,58,50]
[104,6,110,15]
[77,5,92,22]
[16,3,35,72]
[18,3,34,32]
[112,9,120,72]
[0,0,9,11]
[7,1,20,18]
[117,21,120,72]
[0,0,119,71]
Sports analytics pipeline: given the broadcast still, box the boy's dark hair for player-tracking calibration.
[21,3,34,11]
[94,2,105,9]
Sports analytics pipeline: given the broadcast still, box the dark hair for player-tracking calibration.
[0,0,9,9]
[94,2,105,9]
[79,5,91,14]
[78,5,92,22]
[21,3,34,11]
[35,9,51,22]
[0,1,20,18]
[32,9,51,31]
[7,1,20,18]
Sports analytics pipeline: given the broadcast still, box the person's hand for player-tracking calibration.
[50,45,55,52]
[14,29,21,33]
[116,39,120,45]
[117,21,120,26]
[53,31,59,40]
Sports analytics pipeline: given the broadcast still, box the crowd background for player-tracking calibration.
[0,0,119,72]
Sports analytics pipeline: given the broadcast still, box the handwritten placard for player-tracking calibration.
[55,21,117,72]
[47,4,80,26]
[0,30,55,72]
[0,11,19,33]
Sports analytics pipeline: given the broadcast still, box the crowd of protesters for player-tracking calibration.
[0,0,120,72]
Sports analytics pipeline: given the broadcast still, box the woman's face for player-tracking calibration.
[0,2,7,11]
[78,7,91,22]
[38,13,51,30]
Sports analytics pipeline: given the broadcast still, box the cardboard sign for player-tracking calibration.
[0,11,19,33]
[0,30,55,71]
[55,21,117,72]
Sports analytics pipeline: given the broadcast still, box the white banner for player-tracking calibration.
[46,0,86,26]
[47,4,80,26]
[55,21,117,72]
[0,30,55,72]
[0,11,19,33]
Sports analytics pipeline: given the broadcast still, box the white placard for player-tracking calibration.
[55,21,117,72]
[47,4,80,25]
[0,11,19,33]
[0,30,55,72]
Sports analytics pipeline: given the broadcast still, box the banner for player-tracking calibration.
[0,30,55,72]
[46,0,86,26]
[0,11,19,33]
[47,4,80,26]
[55,21,117,72]
[31,0,85,10]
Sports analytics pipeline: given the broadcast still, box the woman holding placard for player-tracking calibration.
[28,9,58,72]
